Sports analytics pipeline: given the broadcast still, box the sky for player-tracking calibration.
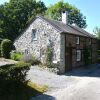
[0,0,100,34]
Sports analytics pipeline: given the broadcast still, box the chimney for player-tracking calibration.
[62,10,68,24]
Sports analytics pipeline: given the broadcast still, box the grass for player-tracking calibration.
[28,82,48,93]
[0,81,48,100]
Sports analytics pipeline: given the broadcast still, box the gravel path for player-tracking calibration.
[27,66,79,91]
[27,64,100,100]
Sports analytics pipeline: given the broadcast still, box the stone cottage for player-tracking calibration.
[14,11,98,74]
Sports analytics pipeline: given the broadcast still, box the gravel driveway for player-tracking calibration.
[27,66,79,91]
[27,64,100,100]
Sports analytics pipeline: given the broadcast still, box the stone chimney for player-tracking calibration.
[62,10,68,24]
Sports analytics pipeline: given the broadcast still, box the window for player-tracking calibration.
[40,48,45,57]
[24,49,29,54]
[76,36,80,44]
[32,29,37,40]
[76,50,81,61]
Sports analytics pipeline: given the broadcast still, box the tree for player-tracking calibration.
[93,27,100,39]
[1,39,13,58]
[0,0,47,41]
[45,1,87,28]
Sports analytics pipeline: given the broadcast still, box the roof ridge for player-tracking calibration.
[70,25,96,38]
[37,16,97,38]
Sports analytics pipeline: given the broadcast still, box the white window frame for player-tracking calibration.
[32,29,37,40]
[76,36,80,44]
[76,50,81,61]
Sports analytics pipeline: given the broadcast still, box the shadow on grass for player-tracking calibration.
[31,94,56,100]
[65,64,100,77]
[0,80,43,100]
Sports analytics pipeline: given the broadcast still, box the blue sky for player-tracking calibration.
[0,0,100,34]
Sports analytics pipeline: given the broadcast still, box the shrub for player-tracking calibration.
[45,46,53,67]
[1,39,14,58]
[0,62,30,99]
[44,63,56,68]
[10,51,23,61]
[97,50,100,56]
[0,46,1,57]
[0,62,31,83]
[97,50,100,63]
[26,58,41,65]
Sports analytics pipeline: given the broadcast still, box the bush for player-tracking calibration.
[26,59,41,65]
[1,39,14,58]
[0,62,31,100]
[98,50,100,55]
[97,50,100,63]
[0,62,31,83]
[10,51,23,61]
[44,63,56,68]
[45,46,53,67]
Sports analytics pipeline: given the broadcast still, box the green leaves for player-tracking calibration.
[1,39,14,58]
[45,1,87,28]
[93,27,100,39]
[0,0,47,41]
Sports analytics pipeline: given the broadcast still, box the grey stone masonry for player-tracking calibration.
[14,17,65,73]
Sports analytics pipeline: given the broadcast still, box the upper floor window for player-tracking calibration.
[32,29,37,40]
[76,36,80,44]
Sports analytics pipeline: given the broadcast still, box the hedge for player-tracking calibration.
[1,39,14,58]
[0,62,31,83]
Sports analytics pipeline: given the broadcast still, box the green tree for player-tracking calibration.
[45,1,87,28]
[93,27,100,39]
[0,0,47,41]
[1,39,13,58]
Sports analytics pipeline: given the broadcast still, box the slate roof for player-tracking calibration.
[38,16,96,38]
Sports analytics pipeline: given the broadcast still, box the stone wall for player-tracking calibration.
[65,33,98,69]
[60,33,65,73]
[14,17,65,73]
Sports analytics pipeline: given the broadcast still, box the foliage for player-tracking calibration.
[46,63,57,68]
[45,45,53,67]
[1,39,14,58]
[0,62,30,83]
[0,0,47,41]
[45,1,87,28]
[10,51,23,61]
[98,50,100,55]
[0,61,47,100]
[26,58,41,66]
[97,50,100,63]
[93,26,100,39]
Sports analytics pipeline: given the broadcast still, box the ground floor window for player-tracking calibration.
[76,50,81,61]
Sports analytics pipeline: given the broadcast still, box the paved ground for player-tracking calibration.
[0,58,17,66]
[27,64,100,100]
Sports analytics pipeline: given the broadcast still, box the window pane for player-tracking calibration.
[76,50,81,61]
[32,29,37,41]
[76,36,79,44]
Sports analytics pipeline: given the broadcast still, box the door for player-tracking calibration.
[65,47,72,71]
